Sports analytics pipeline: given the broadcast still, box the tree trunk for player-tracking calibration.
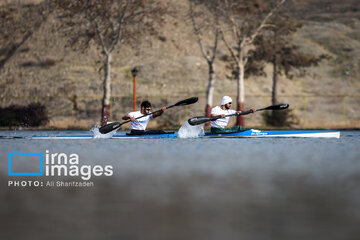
[272,55,278,106]
[205,62,215,126]
[236,62,245,127]
[101,53,112,126]
[271,55,279,122]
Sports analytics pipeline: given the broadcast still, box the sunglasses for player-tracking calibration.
[145,108,151,111]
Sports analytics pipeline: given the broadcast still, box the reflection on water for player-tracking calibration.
[1,131,360,240]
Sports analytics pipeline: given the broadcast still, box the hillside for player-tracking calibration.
[0,0,359,129]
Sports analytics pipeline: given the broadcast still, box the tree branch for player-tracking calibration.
[248,0,286,45]
[91,17,109,55]
[108,0,131,53]
[189,2,211,62]
[210,29,219,62]
[220,28,239,63]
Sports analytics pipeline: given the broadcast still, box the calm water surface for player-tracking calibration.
[1,130,360,240]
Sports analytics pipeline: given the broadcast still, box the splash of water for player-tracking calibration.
[177,121,204,138]
[90,125,117,139]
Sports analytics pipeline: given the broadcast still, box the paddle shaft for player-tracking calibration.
[214,104,290,120]
[124,101,191,124]
[211,109,252,121]
[187,104,289,126]
[99,97,198,134]
[112,103,183,128]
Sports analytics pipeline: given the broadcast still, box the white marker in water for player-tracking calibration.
[177,121,204,138]
[91,125,117,139]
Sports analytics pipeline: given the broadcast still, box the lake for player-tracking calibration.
[1,130,360,240]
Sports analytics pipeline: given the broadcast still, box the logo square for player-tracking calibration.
[8,150,43,176]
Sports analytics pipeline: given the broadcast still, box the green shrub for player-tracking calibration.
[262,109,298,127]
[0,103,49,127]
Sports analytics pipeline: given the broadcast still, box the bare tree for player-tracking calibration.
[188,0,220,122]
[254,15,329,106]
[246,14,329,126]
[219,0,286,126]
[254,15,302,106]
[55,0,166,125]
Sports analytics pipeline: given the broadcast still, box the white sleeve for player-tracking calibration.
[211,107,218,115]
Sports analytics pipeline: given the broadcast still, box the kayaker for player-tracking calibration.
[210,96,255,134]
[122,100,167,135]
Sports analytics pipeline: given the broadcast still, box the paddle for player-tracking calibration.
[99,97,199,134]
[187,103,289,126]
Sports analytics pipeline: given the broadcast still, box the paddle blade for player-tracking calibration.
[188,116,212,126]
[261,104,289,111]
[175,97,198,106]
[99,122,121,134]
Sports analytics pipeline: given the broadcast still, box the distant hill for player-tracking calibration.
[0,0,359,129]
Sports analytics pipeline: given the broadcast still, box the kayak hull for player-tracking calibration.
[32,129,340,139]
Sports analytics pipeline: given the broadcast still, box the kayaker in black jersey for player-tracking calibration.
[210,96,256,134]
[122,101,171,135]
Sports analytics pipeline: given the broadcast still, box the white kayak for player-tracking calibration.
[32,129,340,139]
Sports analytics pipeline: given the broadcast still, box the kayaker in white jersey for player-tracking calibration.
[210,96,255,134]
[122,100,168,135]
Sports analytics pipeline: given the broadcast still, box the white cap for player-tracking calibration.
[221,96,232,105]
